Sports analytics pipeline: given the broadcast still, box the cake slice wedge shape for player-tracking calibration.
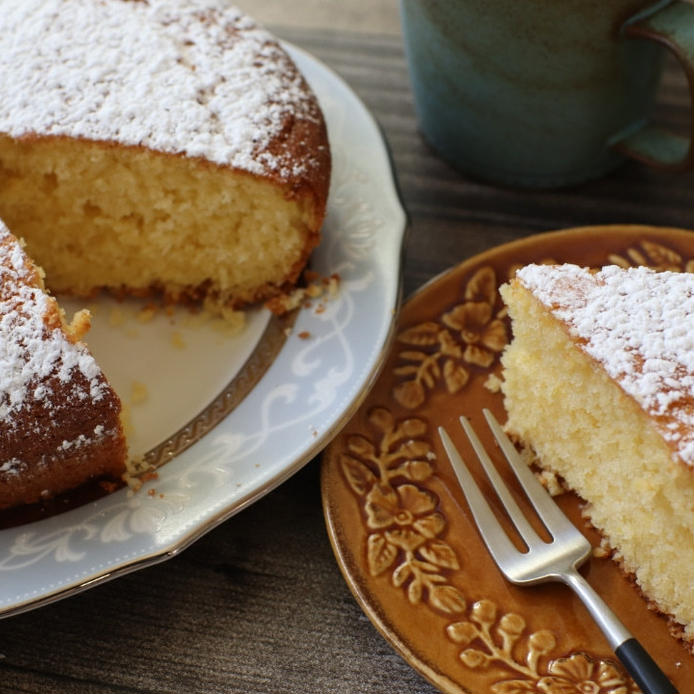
[499,263,694,648]
[0,221,126,510]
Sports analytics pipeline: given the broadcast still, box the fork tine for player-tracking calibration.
[443,419,675,694]
[458,416,543,547]
[438,426,519,569]
[482,409,580,537]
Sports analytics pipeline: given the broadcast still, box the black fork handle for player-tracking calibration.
[616,638,678,694]
[563,570,677,694]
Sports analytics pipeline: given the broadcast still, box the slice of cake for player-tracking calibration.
[0,222,126,511]
[499,264,694,646]
[0,0,330,311]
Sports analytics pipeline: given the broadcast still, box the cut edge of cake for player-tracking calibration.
[499,263,694,650]
[0,222,127,510]
[0,0,332,314]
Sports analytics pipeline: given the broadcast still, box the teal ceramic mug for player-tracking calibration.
[400,0,694,188]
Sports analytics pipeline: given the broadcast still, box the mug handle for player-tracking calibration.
[610,0,693,171]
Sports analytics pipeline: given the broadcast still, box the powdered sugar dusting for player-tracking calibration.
[0,223,107,426]
[517,264,694,466]
[0,0,322,178]
[0,459,22,475]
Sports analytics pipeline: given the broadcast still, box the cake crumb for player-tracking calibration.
[298,331,311,340]
[266,289,304,314]
[536,469,564,497]
[109,306,126,327]
[306,283,322,298]
[483,373,502,393]
[122,456,157,491]
[265,272,341,315]
[326,274,340,296]
[201,296,248,331]
[175,298,248,334]
[592,539,611,559]
[130,381,148,405]
[137,304,158,323]
[67,308,92,341]
[219,303,246,323]
[209,306,246,336]
[505,435,568,497]
[170,331,186,349]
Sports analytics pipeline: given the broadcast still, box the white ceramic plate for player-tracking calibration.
[0,43,406,616]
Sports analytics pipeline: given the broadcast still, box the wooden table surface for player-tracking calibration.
[1,5,692,694]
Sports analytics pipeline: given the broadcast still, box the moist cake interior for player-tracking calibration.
[0,0,331,312]
[500,264,694,647]
[0,135,320,308]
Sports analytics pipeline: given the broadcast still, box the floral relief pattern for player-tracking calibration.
[393,266,508,409]
[536,654,631,694]
[446,599,635,694]
[339,408,642,692]
[340,407,467,614]
[607,240,693,273]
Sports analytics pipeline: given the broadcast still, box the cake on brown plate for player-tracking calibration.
[0,0,331,311]
[0,222,126,510]
[499,263,694,647]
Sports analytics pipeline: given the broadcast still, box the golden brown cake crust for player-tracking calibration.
[0,1,331,188]
[0,225,126,510]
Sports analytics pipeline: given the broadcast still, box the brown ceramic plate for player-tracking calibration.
[321,225,693,694]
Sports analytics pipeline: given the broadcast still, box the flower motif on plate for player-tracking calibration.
[392,266,508,409]
[339,407,466,614]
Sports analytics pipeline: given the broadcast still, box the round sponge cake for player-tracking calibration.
[0,0,331,510]
[0,0,331,309]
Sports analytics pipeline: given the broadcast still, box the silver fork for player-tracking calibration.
[438,409,677,694]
